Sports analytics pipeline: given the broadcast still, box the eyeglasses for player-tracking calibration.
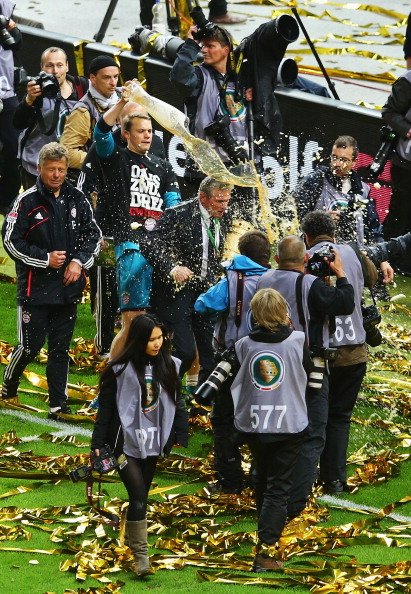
[330,155,353,165]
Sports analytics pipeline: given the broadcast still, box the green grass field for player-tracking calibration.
[0,264,410,594]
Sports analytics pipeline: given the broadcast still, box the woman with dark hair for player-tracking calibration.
[91,313,188,577]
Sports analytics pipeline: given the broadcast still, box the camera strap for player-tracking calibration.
[85,474,119,527]
[235,271,244,328]
[295,273,306,330]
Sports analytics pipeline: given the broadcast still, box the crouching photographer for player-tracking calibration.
[301,211,379,494]
[13,46,88,190]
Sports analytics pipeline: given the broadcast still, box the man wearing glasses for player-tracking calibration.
[294,135,393,288]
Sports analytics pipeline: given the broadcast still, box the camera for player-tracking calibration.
[364,233,411,268]
[369,125,398,179]
[0,14,16,49]
[306,245,335,277]
[204,114,249,163]
[308,347,338,390]
[362,304,382,347]
[69,445,118,483]
[195,348,238,404]
[128,26,187,63]
[190,6,221,42]
[27,71,60,99]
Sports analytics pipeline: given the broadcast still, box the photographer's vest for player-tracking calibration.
[194,64,247,161]
[395,70,411,163]
[0,0,15,100]
[256,269,330,349]
[114,358,179,459]
[231,333,308,434]
[316,178,370,247]
[309,241,366,347]
[19,94,82,175]
[215,270,259,349]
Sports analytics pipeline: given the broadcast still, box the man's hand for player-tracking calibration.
[186,26,197,40]
[327,247,346,278]
[49,250,66,269]
[380,261,394,283]
[171,265,193,284]
[63,260,82,285]
[25,79,42,106]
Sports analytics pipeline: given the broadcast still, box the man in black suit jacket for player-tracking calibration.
[140,177,233,385]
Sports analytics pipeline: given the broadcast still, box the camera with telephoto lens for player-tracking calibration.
[69,445,118,483]
[362,304,382,347]
[204,114,248,163]
[128,26,187,62]
[0,14,16,49]
[308,347,338,391]
[306,245,335,277]
[27,71,60,99]
[369,126,398,179]
[190,6,221,42]
[195,347,238,405]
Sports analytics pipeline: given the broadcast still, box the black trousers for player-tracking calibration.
[0,96,20,213]
[246,434,304,545]
[89,265,118,355]
[119,455,158,521]
[211,375,244,490]
[287,377,329,517]
[3,303,77,408]
[153,288,214,385]
[319,362,367,484]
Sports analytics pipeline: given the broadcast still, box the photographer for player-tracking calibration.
[13,47,88,190]
[194,230,271,494]
[294,135,393,293]
[170,17,248,200]
[0,0,22,214]
[91,314,188,578]
[301,211,378,494]
[256,234,354,517]
[230,288,312,572]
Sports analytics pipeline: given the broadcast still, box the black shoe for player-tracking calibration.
[1,380,19,400]
[205,481,242,495]
[48,404,72,421]
[321,480,350,494]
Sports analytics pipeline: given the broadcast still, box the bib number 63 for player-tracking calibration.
[250,404,287,430]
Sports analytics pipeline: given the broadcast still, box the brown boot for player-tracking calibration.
[126,519,152,577]
[252,553,283,572]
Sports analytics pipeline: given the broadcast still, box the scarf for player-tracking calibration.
[88,84,119,110]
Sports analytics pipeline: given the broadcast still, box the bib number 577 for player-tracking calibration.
[250,404,287,430]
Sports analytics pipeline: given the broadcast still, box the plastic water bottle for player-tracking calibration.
[152,0,166,34]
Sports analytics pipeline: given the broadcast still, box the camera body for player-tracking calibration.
[362,304,382,347]
[204,114,248,163]
[306,245,335,277]
[0,14,15,49]
[190,6,221,42]
[69,445,118,483]
[28,71,60,99]
[308,347,338,390]
[195,347,238,404]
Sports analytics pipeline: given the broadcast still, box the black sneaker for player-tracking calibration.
[321,480,351,494]
[48,404,72,421]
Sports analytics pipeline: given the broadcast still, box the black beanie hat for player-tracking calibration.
[88,55,119,76]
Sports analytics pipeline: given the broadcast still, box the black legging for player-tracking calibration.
[118,455,158,520]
